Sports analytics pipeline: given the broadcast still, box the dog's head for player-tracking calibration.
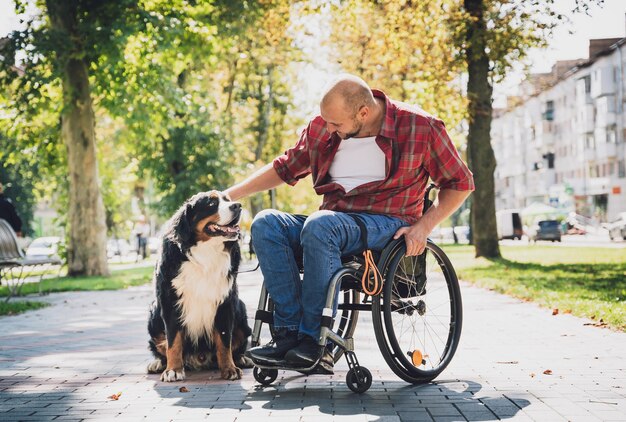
[167,190,242,253]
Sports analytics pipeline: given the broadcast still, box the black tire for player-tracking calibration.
[268,271,360,363]
[372,239,462,384]
[253,367,278,385]
[346,367,372,393]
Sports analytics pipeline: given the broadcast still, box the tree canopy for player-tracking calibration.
[0,0,607,267]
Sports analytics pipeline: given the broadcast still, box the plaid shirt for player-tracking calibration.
[273,90,474,224]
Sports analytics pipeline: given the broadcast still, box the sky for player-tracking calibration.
[1,0,626,105]
[526,0,626,72]
[493,0,626,104]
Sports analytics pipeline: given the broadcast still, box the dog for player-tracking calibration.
[147,190,253,381]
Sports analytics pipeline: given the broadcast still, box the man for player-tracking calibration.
[225,74,474,373]
[133,215,150,260]
[0,182,23,237]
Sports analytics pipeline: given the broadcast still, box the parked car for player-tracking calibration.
[530,220,561,242]
[603,212,626,241]
[496,209,523,240]
[25,236,62,259]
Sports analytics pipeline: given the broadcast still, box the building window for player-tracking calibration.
[583,75,591,94]
[543,101,554,121]
[619,160,626,178]
[543,152,555,169]
[585,133,595,149]
[607,125,617,144]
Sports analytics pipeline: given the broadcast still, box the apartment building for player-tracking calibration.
[492,38,626,222]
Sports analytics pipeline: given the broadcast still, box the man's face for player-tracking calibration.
[320,101,363,140]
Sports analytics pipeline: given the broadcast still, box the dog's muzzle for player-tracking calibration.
[203,209,241,240]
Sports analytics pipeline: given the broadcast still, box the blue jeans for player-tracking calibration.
[251,209,408,339]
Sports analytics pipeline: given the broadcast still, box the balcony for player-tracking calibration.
[591,67,615,99]
[595,95,616,127]
[597,141,617,159]
[578,104,595,133]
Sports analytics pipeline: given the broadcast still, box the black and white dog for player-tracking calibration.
[147,190,252,381]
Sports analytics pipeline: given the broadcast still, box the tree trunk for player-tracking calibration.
[464,0,501,258]
[250,65,275,217]
[48,1,109,276]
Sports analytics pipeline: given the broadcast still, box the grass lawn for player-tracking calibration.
[0,266,153,316]
[0,301,50,316]
[441,244,626,331]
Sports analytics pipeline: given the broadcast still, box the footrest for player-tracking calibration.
[251,356,332,375]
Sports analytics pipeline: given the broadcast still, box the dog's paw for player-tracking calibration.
[160,368,185,382]
[220,365,242,380]
[147,359,165,374]
[236,355,254,368]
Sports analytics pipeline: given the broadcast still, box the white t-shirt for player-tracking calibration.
[329,136,386,193]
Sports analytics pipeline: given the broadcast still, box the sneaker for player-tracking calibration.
[315,348,334,374]
[246,328,299,365]
[284,335,324,367]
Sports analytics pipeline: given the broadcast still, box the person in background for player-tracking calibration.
[133,215,150,260]
[0,182,23,237]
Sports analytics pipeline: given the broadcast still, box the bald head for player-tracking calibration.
[321,74,376,115]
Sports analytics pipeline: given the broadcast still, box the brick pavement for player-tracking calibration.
[1,261,625,421]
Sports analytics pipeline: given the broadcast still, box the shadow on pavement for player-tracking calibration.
[151,371,531,421]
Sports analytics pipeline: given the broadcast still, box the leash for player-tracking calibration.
[348,214,383,296]
[237,262,260,274]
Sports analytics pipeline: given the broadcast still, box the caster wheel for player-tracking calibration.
[346,367,372,393]
[253,367,278,385]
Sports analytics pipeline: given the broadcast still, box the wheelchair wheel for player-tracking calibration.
[267,271,360,363]
[346,366,372,393]
[372,239,462,384]
[253,367,278,385]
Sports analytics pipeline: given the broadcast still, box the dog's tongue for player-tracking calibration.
[208,223,240,234]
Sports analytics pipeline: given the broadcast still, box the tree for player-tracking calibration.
[0,1,277,272]
[327,0,467,133]
[462,0,499,257]
[455,0,604,258]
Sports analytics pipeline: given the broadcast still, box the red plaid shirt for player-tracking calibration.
[273,90,474,224]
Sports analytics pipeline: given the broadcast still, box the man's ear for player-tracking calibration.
[167,202,193,253]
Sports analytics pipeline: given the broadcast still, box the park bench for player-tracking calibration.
[0,218,63,301]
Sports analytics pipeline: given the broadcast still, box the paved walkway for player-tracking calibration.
[1,264,625,421]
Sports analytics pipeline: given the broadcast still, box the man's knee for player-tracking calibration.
[301,210,338,245]
[251,209,281,242]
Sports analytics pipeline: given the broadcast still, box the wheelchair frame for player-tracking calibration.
[249,236,463,393]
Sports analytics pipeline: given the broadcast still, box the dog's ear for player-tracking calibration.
[167,201,194,253]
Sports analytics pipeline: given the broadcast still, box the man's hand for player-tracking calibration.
[394,189,471,256]
[393,221,431,257]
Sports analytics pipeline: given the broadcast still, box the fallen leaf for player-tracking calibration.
[108,392,122,400]
[530,373,536,377]
[179,386,189,393]
[543,369,553,375]
[552,309,559,315]
[563,309,572,314]
[584,321,608,328]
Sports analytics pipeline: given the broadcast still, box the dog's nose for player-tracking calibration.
[230,202,241,211]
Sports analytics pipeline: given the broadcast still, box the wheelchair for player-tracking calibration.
[250,189,463,393]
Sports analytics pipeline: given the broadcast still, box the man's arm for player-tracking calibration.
[394,189,471,256]
[224,163,285,201]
